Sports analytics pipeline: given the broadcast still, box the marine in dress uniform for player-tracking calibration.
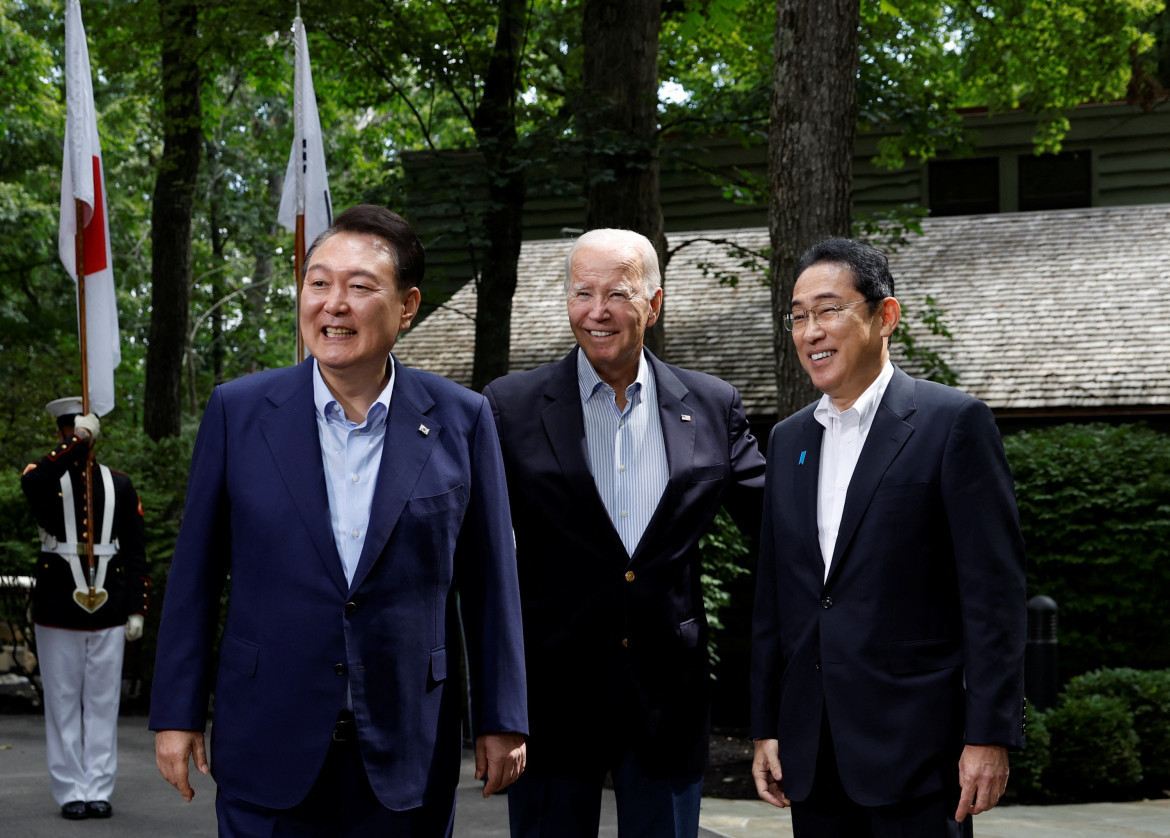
[21,397,148,820]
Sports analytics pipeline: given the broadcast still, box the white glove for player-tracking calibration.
[125,614,144,642]
[73,413,101,442]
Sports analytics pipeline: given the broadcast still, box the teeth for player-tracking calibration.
[325,327,355,337]
[811,351,835,361]
[589,330,615,337]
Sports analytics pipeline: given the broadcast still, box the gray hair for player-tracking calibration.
[563,229,661,298]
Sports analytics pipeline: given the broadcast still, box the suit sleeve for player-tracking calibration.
[942,398,1027,749]
[149,386,233,732]
[749,424,784,741]
[722,386,767,540]
[453,394,528,739]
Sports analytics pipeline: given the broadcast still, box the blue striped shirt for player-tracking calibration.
[312,359,395,586]
[578,349,668,556]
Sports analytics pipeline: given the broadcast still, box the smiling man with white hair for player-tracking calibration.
[484,228,767,838]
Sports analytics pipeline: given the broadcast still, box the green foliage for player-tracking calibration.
[1003,424,1170,678]
[1062,667,1170,791]
[1010,704,1051,802]
[1045,693,1144,798]
[699,507,750,670]
[1015,667,1170,802]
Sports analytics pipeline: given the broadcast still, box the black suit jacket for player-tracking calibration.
[484,348,765,777]
[750,367,1026,807]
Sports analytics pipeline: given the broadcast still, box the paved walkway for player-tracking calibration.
[2,714,1168,837]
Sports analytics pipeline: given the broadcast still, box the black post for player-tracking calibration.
[1025,595,1059,712]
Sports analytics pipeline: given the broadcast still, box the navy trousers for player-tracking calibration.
[507,745,702,838]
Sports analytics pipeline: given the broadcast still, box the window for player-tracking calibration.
[928,158,999,216]
[1018,151,1091,212]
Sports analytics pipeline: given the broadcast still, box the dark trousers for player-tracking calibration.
[791,716,972,838]
[506,745,703,838]
[216,715,455,838]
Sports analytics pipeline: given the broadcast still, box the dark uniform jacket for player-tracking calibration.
[22,434,148,631]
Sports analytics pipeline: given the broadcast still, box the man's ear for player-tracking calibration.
[878,297,901,338]
[647,288,663,325]
[400,287,422,329]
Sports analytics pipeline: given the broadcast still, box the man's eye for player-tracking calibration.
[611,292,627,301]
[790,311,808,322]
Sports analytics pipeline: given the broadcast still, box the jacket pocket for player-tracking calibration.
[429,646,448,683]
[690,463,726,483]
[676,618,700,649]
[886,637,962,674]
[219,634,259,678]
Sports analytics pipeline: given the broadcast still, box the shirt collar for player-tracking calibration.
[577,348,650,405]
[312,357,396,429]
[814,360,894,430]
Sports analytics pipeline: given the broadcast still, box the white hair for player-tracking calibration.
[563,228,662,298]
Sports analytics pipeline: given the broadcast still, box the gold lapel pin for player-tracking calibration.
[418,424,431,436]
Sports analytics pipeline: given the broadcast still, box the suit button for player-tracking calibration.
[820,596,833,609]
[625,571,635,582]
[334,663,347,676]
[344,601,358,616]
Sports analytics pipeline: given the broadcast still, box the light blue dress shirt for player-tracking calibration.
[312,358,395,587]
[578,349,668,557]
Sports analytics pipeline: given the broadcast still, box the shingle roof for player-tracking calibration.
[395,203,1170,417]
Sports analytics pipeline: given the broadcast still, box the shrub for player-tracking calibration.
[1062,668,1170,793]
[1044,693,1142,799]
[1010,704,1051,803]
[1003,423,1170,679]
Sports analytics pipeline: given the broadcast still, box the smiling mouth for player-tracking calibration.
[324,327,356,337]
[588,330,616,338]
[811,350,835,361]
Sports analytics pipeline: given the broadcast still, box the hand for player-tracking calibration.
[475,732,526,798]
[73,413,100,442]
[125,614,144,642]
[752,738,790,808]
[955,744,1009,822]
[155,730,209,802]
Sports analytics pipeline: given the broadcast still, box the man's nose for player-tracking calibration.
[324,285,349,312]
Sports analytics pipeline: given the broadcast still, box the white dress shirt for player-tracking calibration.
[814,361,894,579]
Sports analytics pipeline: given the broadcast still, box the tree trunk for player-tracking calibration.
[469,0,527,392]
[144,0,202,440]
[768,0,858,419]
[581,0,666,357]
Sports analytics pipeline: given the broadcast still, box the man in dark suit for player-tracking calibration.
[483,228,766,838]
[150,205,527,837]
[750,237,1026,837]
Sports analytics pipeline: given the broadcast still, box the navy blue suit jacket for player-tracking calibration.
[149,358,527,811]
[483,348,765,777]
[750,367,1026,807]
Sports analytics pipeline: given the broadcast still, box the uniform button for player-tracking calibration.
[334,663,347,676]
[621,638,629,647]
[625,571,635,582]
[820,596,833,609]
[344,601,358,616]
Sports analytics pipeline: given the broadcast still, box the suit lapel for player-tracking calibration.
[349,359,438,593]
[631,354,693,561]
[791,411,826,576]
[259,360,348,596]
[825,368,917,585]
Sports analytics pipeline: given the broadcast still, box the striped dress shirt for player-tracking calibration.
[578,349,668,556]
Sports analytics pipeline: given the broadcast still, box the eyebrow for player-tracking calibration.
[789,291,846,308]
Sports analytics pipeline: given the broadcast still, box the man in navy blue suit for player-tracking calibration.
[484,229,766,838]
[150,205,527,837]
[751,237,1026,837]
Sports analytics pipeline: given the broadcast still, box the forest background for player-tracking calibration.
[2,0,1169,754]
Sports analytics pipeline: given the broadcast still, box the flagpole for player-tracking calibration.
[74,197,98,608]
[295,213,305,362]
